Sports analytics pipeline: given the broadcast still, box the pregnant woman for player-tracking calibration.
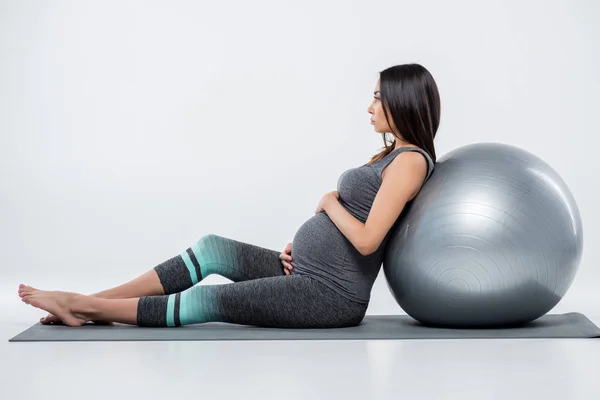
[18,63,440,328]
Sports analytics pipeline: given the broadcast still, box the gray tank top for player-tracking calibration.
[290,147,435,305]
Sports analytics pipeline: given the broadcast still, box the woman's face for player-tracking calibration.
[367,79,397,134]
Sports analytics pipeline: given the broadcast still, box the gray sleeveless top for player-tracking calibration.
[290,147,435,305]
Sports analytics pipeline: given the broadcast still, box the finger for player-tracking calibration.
[283,268,290,275]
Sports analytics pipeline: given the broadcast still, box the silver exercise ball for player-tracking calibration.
[383,142,583,328]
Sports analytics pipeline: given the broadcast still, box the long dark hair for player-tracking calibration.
[367,63,440,164]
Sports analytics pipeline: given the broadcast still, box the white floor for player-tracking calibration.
[1,315,600,400]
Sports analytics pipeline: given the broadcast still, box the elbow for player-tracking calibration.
[358,242,375,257]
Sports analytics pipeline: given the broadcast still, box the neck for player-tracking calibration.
[394,141,418,151]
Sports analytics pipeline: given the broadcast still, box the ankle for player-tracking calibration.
[70,294,96,317]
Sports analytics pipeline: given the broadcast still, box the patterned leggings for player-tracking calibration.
[137,234,367,328]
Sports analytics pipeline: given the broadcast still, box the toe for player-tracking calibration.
[21,285,37,296]
[41,314,57,324]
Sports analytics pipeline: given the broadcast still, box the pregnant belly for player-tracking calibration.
[290,212,350,271]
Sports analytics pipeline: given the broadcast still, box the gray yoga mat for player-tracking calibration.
[9,313,600,342]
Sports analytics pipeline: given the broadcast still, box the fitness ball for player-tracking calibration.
[383,142,583,327]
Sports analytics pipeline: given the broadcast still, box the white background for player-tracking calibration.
[1,0,598,324]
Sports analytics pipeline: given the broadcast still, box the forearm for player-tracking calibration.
[324,199,368,255]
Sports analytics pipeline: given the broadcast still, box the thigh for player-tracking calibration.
[205,275,367,328]
[195,234,285,281]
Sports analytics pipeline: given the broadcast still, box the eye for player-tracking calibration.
[373,96,380,102]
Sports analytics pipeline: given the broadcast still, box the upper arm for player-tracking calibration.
[361,152,428,256]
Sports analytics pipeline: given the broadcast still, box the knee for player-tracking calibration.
[197,233,225,247]
[198,233,218,242]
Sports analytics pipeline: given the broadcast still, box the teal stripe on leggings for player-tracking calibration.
[178,285,215,325]
[166,294,176,327]
[180,250,200,284]
[179,289,192,325]
[190,241,208,275]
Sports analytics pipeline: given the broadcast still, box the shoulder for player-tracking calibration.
[383,149,428,180]
[394,149,428,168]
[382,149,429,199]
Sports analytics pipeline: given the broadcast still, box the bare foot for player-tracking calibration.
[18,285,65,325]
[40,313,113,326]
[27,287,111,326]
[41,312,113,326]
[40,313,63,325]
[18,284,88,327]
